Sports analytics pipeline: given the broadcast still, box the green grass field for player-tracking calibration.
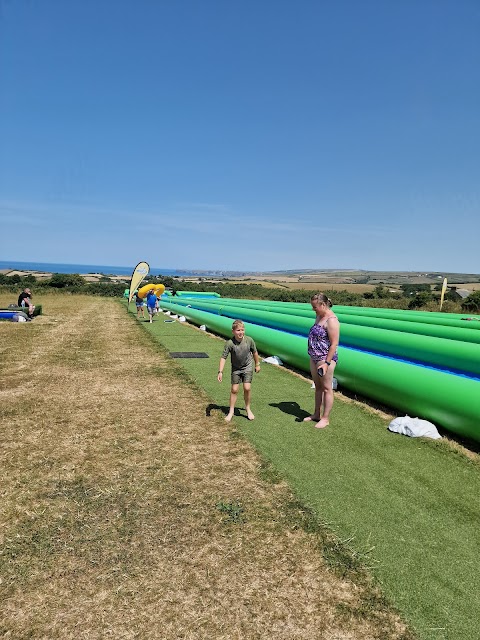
[142,305,480,640]
[1,293,477,639]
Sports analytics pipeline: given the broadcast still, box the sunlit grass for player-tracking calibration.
[151,304,480,640]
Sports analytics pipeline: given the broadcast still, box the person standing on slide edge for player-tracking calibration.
[218,319,260,422]
[304,292,340,429]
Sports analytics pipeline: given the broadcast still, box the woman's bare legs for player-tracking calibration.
[303,358,323,422]
[315,361,336,429]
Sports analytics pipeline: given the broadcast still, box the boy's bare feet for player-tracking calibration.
[225,413,234,423]
[303,415,320,422]
[246,410,255,421]
[315,418,329,429]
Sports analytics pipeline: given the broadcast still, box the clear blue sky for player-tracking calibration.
[1,0,479,272]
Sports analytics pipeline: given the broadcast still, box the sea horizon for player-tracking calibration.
[0,260,230,278]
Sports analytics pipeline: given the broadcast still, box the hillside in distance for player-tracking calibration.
[250,270,480,285]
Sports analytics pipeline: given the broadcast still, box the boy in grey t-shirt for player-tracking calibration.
[218,319,260,422]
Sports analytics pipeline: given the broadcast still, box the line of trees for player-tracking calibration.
[0,273,126,297]
[1,273,478,312]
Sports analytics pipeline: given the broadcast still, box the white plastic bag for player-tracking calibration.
[388,416,442,440]
[262,356,283,366]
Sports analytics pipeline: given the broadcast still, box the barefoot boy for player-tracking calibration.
[217,320,260,422]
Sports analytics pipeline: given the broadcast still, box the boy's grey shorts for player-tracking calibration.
[231,368,253,385]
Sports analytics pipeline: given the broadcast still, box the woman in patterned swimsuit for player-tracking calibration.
[304,292,340,429]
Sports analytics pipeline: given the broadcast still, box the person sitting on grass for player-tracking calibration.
[217,319,260,422]
[146,289,157,323]
[17,287,35,318]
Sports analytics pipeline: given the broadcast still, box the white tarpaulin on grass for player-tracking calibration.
[388,416,442,439]
[262,356,284,365]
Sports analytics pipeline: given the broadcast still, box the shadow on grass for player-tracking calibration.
[269,401,310,422]
[206,404,249,419]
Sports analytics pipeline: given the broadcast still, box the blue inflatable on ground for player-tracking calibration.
[0,310,31,322]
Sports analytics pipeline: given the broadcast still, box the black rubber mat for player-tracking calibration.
[169,352,210,358]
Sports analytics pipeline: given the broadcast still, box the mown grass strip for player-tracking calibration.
[141,306,480,640]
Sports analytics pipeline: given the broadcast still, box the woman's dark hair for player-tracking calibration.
[311,292,332,308]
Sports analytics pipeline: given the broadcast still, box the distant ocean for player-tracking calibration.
[0,261,202,277]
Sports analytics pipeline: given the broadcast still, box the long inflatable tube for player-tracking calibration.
[338,306,480,320]
[220,297,480,326]
[160,299,480,377]
[333,305,480,331]
[159,300,480,442]
[207,297,480,328]
[335,312,480,345]
[166,297,480,345]
[160,300,308,370]
[175,291,221,297]
[168,298,480,377]
[216,297,480,324]
[192,297,480,326]
[204,299,480,344]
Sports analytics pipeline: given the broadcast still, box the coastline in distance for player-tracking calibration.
[0,261,479,288]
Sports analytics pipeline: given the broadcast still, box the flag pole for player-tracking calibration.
[128,262,150,311]
[439,277,448,311]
